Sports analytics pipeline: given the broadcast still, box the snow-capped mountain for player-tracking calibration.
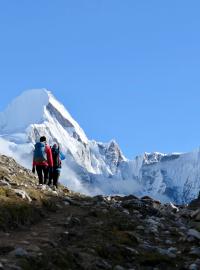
[0,89,127,191]
[0,89,200,204]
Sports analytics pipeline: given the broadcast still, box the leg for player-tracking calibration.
[36,166,43,184]
[48,167,53,186]
[43,166,49,185]
[53,170,60,188]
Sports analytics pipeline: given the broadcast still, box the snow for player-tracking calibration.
[0,89,49,133]
[48,92,88,144]
[0,89,200,204]
[0,89,88,144]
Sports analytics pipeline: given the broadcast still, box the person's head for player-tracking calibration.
[40,136,47,143]
[52,143,59,149]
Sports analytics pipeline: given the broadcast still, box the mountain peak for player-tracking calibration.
[0,89,52,133]
[0,89,88,146]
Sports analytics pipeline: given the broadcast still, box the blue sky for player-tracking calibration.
[0,1,200,158]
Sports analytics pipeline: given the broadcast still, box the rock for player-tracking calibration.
[194,259,200,265]
[188,197,200,210]
[37,184,47,191]
[99,201,108,207]
[190,247,200,256]
[139,243,155,252]
[95,260,112,269]
[179,226,187,231]
[190,221,200,231]
[187,236,196,243]
[136,225,145,231]
[159,223,165,230]
[145,217,159,234]
[149,227,158,234]
[190,209,200,219]
[122,209,130,215]
[0,259,8,263]
[141,196,155,201]
[114,266,125,270]
[194,214,200,221]
[169,202,179,213]
[31,232,38,237]
[71,217,81,225]
[93,195,105,203]
[20,241,30,245]
[0,262,3,269]
[12,247,28,257]
[64,216,81,226]
[0,179,11,187]
[64,196,81,206]
[122,195,139,201]
[180,208,192,218]
[124,247,139,255]
[156,247,176,258]
[168,247,178,253]
[60,231,70,241]
[188,229,200,240]
[189,264,198,270]
[102,209,109,214]
[6,265,22,270]
[141,197,161,210]
[121,199,145,210]
[27,245,41,252]
[165,240,173,245]
[63,201,70,206]
[145,217,159,226]
[62,187,70,193]
[13,189,32,202]
[132,210,140,214]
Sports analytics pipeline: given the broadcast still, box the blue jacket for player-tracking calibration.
[54,152,65,172]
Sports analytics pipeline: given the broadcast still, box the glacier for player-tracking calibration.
[0,88,199,204]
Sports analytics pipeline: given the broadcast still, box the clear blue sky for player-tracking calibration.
[0,1,200,158]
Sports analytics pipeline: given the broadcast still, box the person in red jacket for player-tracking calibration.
[32,136,53,185]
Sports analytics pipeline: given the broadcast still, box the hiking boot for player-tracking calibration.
[52,186,57,191]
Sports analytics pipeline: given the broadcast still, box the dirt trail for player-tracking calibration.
[0,199,90,269]
[0,194,200,270]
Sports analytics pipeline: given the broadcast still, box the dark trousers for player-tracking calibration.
[36,165,49,185]
[49,168,60,188]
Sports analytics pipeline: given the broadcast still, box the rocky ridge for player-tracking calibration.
[0,155,200,269]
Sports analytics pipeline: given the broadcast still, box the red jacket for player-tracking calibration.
[33,144,53,167]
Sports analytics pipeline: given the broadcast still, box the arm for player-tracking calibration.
[32,150,36,171]
[46,145,54,167]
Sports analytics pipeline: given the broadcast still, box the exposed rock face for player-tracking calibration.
[0,154,200,269]
[0,155,36,186]
[188,193,200,210]
[105,141,125,173]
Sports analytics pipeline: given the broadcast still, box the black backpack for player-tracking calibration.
[51,146,61,168]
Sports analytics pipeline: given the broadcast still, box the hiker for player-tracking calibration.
[32,136,53,185]
[48,143,65,188]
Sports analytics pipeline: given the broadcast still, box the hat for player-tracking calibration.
[40,136,47,142]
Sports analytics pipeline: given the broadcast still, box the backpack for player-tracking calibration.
[33,142,47,163]
[51,146,61,168]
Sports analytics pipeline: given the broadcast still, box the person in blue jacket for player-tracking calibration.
[48,143,65,188]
